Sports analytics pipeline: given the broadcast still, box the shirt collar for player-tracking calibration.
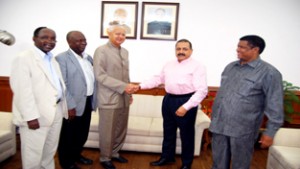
[108,41,121,50]
[177,57,192,64]
[34,46,53,59]
[69,48,88,59]
[234,57,261,68]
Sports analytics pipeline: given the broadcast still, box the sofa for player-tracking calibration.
[0,112,16,162]
[267,128,300,169]
[84,94,211,156]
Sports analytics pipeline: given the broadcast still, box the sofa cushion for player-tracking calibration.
[90,111,153,137]
[271,146,300,169]
[149,118,163,137]
[130,95,163,118]
[0,131,12,143]
[127,116,152,136]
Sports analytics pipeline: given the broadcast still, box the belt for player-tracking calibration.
[167,92,195,98]
[56,98,61,104]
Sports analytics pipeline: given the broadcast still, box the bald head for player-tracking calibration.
[66,31,87,56]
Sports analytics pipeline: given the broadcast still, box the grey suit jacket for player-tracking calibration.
[93,42,131,109]
[56,49,97,116]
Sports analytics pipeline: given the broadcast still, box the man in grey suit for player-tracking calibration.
[93,23,136,169]
[56,31,96,169]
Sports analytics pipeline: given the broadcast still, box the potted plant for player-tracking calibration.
[283,80,300,123]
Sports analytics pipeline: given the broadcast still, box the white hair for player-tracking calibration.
[107,22,126,33]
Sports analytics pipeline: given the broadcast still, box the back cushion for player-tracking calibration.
[130,94,163,118]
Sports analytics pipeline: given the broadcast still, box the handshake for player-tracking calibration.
[125,83,140,94]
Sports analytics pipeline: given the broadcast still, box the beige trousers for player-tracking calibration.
[19,103,63,169]
[98,107,129,162]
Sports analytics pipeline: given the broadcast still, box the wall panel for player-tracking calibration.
[0,76,12,112]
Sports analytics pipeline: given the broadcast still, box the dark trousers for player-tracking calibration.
[58,96,92,168]
[161,93,198,166]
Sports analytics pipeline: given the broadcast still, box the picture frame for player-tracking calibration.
[140,2,180,41]
[101,1,138,39]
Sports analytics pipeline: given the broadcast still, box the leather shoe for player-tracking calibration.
[150,158,175,166]
[180,165,191,169]
[77,156,93,165]
[112,155,128,163]
[101,161,116,169]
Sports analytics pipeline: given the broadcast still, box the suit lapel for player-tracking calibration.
[67,50,86,83]
[33,51,57,88]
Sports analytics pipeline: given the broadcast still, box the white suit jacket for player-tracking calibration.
[10,48,68,127]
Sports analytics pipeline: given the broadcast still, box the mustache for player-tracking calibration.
[177,53,185,56]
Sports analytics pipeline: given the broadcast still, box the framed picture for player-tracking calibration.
[140,2,179,41]
[101,1,138,39]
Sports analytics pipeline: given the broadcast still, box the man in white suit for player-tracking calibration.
[10,27,68,169]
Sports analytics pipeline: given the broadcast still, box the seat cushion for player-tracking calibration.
[0,131,12,143]
[127,116,152,136]
[149,118,163,137]
[270,146,300,169]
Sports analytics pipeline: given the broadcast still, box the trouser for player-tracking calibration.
[19,102,63,169]
[211,132,256,169]
[98,107,129,162]
[58,96,92,168]
[161,93,198,167]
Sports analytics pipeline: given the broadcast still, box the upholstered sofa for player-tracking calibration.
[84,94,211,156]
[267,128,300,169]
[0,112,16,162]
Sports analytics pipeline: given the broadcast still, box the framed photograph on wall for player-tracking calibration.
[101,1,138,39]
[140,2,179,41]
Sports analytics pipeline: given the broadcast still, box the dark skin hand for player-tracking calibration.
[27,108,76,129]
[27,119,40,129]
[68,108,76,121]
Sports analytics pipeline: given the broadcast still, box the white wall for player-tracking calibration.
[1,0,300,86]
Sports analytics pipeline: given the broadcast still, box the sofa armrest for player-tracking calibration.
[0,112,14,131]
[0,111,16,158]
[273,128,300,148]
[196,109,211,129]
[193,109,211,156]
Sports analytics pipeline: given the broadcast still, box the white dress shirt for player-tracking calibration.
[70,49,94,96]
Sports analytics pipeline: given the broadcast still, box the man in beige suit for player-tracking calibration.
[93,23,136,169]
[10,27,68,169]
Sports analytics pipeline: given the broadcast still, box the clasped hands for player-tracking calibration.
[125,83,140,94]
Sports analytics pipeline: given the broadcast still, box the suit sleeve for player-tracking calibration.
[263,70,284,138]
[10,54,40,121]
